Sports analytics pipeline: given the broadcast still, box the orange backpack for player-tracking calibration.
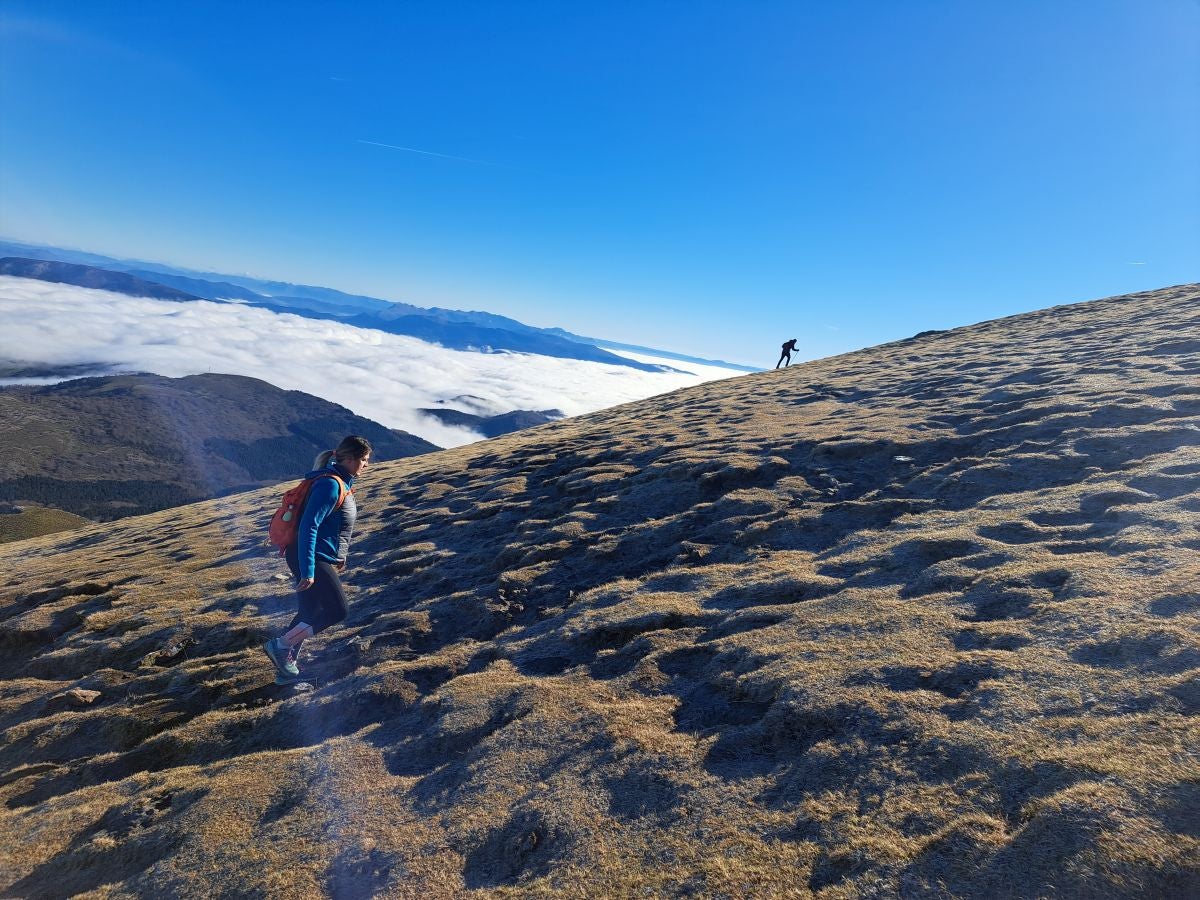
[267,473,349,555]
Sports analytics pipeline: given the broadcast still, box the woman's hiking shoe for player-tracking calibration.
[275,646,303,685]
[263,637,300,678]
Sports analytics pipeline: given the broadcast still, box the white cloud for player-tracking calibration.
[600,348,750,382]
[1,276,743,448]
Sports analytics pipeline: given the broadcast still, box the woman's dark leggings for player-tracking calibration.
[284,544,349,634]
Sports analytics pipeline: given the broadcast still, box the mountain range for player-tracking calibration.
[1,283,1196,896]
[0,239,758,374]
[0,258,201,302]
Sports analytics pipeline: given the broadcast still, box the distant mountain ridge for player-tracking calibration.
[0,360,113,380]
[0,239,747,373]
[0,250,670,372]
[0,372,438,520]
[418,406,564,437]
[0,258,202,302]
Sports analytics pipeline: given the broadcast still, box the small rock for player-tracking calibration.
[64,688,101,706]
[272,574,289,582]
[893,455,914,462]
[289,682,315,694]
[154,637,196,666]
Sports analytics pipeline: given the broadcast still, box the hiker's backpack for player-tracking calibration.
[267,473,350,555]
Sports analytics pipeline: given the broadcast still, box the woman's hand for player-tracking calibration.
[296,577,315,591]
[334,561,346,572]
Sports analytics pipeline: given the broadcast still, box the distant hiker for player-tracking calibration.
[776,338,798,368]
[263,435,371,683]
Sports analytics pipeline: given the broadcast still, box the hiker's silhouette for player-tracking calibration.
[776,338,798,368]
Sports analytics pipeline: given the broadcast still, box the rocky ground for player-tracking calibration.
[1,284,1197,898]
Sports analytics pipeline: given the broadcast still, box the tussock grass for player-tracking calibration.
[2,284,1199,897]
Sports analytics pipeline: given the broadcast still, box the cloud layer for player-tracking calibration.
[2,276,742,447]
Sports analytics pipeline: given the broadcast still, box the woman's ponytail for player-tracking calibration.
[312,449,336,469]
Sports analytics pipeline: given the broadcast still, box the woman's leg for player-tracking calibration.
[278,545,314,647]
[264,546,312,677]
[277,558,347,651]
[306,559,349,633]
[265,557,350,679]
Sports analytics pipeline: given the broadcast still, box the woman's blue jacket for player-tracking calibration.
[296,462,358,580]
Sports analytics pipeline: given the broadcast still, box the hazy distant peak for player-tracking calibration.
[0,257,201,302]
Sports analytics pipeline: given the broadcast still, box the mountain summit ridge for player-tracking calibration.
[1,283,1198,897]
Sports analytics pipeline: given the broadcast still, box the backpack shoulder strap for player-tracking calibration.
[315,473,349,511]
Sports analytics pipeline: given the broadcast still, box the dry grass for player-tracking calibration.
[1,283,1198,898]
[0,505,90,544]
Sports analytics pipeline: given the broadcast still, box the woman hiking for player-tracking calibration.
[263,435,371,683]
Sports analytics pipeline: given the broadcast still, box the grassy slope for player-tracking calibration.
[0,506,91,543]
[0,284,1197,898]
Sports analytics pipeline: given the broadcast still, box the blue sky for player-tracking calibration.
[1,1,1196,366]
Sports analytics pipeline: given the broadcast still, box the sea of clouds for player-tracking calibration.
[0,276,743,447]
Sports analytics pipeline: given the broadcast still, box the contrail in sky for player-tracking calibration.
[356,138,503,167]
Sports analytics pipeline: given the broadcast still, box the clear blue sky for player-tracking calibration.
[1,1,1196,366]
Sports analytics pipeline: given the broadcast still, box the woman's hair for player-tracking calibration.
[313,435,373,470]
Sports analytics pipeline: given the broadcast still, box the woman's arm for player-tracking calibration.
[296,477,340,581]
